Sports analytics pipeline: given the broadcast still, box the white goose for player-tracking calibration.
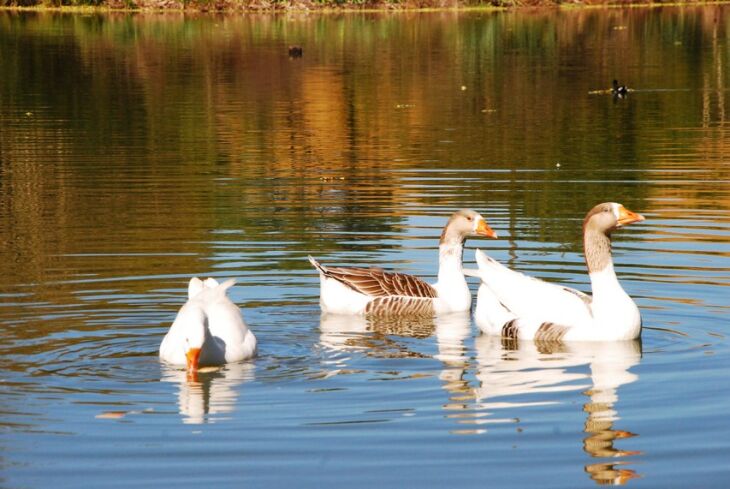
[309,209,497,316]
[469,202,645,341]
[159,278,257,374]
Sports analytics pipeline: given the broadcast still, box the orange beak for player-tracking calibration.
[618,469,640,484]
[475,219,498,239]
[617,205,645,227]
[185,347,201,372]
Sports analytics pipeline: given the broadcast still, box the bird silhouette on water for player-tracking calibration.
[288,46,303,58]
[612,79,628,98]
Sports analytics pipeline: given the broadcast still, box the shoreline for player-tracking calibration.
[1,0,729,14]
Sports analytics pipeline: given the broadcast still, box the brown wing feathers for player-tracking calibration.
[535,322,569,342]
[365,296,434,316]
[501,319,569,344]
[309,256,437,299]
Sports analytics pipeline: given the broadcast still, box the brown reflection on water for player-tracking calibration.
[2,7,730,283]
[584,462,639,486]
[2,8,728,255]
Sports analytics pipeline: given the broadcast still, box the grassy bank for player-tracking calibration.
[1,0,728,13]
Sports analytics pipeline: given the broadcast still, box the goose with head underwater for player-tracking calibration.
[309,209,498,316]
[468,203,645,341]
[159,277,257,375]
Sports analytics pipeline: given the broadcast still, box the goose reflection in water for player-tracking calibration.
[433,312,473,416]
[318,313,436,358]
[318,311,474,427]
[318,311,474,362]
[161,362,255,425]
[473,336,643,485]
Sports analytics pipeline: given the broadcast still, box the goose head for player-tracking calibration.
[178,307,206,374]
[583,202,645,236]
[582,203,644,274]
[440,209,497,246]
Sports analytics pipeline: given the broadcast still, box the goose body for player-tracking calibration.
[310,209,497,316]
[159,277,257,372]
[470,203,645,341]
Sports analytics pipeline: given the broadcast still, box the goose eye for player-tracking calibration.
[466,216,473,221]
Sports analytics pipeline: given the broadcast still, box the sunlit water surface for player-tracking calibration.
[1,7,729,488]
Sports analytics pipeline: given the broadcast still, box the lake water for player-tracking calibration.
[1,6,729,488]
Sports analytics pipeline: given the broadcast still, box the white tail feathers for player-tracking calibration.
[217,278,236,292]
[188,277,236,299]
[463,249,494,281]
[188,277,205,299]
[204,278,220,288]
[475,249,492,269]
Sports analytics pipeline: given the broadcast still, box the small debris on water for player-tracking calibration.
[96,411,127,419]
[96,408,154,419]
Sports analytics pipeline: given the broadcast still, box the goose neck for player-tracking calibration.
[585,230,624,298]
[438,241,465,282]
[584,229,613,276]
